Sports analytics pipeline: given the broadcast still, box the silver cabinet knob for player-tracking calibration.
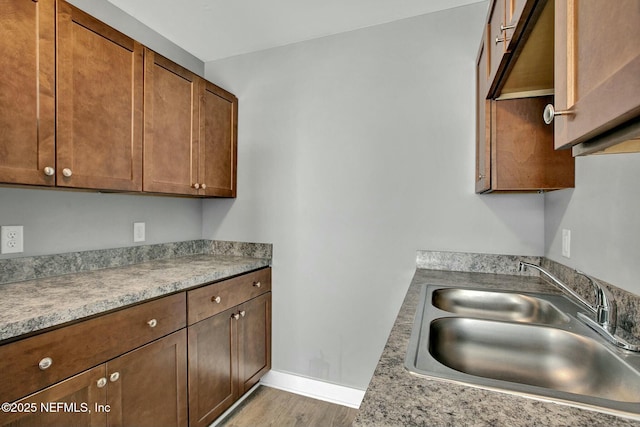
[97,377,107,388]
[109,372,120,382]
[201,183,206,189]
[253,281,261,288]
[62,168,72,177]
[211,296,221,304]
[38,357,53,370]
[193,183,200,189]
[147,319,157,328]
[239,310,246,317]
[232,313,240,320]
[495,36,511,44]
[500,23,516,31]
[543,104,574,124]
[43,167,55,176]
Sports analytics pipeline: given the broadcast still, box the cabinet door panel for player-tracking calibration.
[106,330,187,427]
[143,50,199,195]
[0,365,106,427]
[0,0,55,186]
[554,0,640,148]
[199,81,238,197]
[56,1,143,191]
[475,33,491,193]
[188,307,237,427]
[238,293,271,393]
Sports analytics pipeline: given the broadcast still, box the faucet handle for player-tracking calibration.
[575,270,617,333]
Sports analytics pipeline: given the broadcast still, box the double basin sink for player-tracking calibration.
[405,285,640,418]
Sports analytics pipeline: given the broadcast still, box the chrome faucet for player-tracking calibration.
[518,261,639,352]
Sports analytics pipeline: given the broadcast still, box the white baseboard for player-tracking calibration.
[259,370,365,409]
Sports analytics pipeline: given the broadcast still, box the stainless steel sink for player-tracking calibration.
[406,285,640,418]
[432,288,570,325]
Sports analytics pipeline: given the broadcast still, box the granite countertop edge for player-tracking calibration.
[353,268,640,427]
[0,254,271,342]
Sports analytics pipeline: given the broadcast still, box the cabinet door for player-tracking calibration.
[554,0,640,149]
[106,330,188,427]
[0,0,55,186]
[143,49,199,195]
[188,307,238,427]
[475,33,491,193]
[503,0,527,46]
[487,0,507,91]
[198,80,238,197]
[237,292,271,394]
[0,365,107,427]
[56,1,143,191]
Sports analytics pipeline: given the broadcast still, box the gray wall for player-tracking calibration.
[0,188,202,257]
[0,0,204,258]
[545,153,640,294]
[202,2,544,390]
[66,0,204,76]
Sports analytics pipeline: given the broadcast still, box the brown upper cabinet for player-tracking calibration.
[144,51,238,197]
[476,0,574,193]
[0,0,237,197]
[552,0,640,154]
[57,1,144,191]
[143,50,200,196]
[199,80,238,198]
[0,0,55,186]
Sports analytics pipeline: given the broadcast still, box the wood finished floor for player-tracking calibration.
[217,386,358,427]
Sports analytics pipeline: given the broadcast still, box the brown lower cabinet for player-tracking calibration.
[0,268,272,427]
[1,330,187,427]
[188,292,272,427]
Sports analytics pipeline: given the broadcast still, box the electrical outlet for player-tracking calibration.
[1,225,24,254]
[562,229,571,258]
[133,222,145,243]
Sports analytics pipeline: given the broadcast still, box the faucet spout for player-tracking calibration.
[518,261,596,315]
[518,261,640,351]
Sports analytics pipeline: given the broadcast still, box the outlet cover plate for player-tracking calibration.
[562,229,571,258]
[1,225,24,254]
[133,222,145,243]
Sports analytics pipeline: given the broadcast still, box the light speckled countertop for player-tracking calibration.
[0,254,270,342]
[354,268,640,427]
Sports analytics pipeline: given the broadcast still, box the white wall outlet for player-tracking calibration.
[1,225,24,254]
[133,222,146,243]
[562,229,571,258]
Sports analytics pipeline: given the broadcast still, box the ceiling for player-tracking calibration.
[106,0,486,62]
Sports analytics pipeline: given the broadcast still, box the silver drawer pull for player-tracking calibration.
[232,313,240,320]
[38,357,53,370]
[239,310,246,317]
[109,372,120,382]
[97,377,107,388]
[253,281,261,288]
[147,319,158,328]
[211,296,221,304]
[543,104,574,124]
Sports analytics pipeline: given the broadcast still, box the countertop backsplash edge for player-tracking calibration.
[0,239,272,285]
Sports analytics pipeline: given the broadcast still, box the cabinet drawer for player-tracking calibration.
[188,268,271,325]
[0,292,186,403]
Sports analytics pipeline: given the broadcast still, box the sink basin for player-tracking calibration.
[432,288,570,325]
[428,317,640,402]
[406,284,640,418]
